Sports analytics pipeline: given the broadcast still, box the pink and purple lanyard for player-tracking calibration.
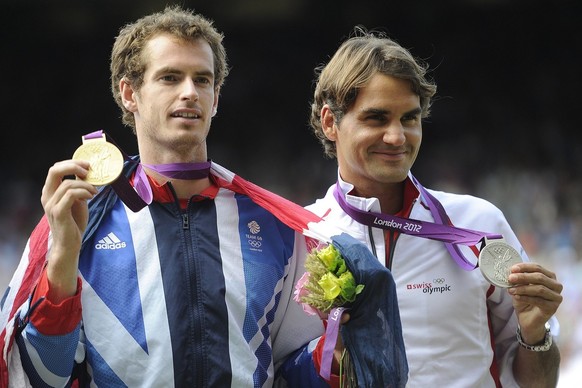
[83,130,211,211]
[333,176,503,271]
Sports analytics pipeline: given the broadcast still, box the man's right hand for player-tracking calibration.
[41,159,97,302]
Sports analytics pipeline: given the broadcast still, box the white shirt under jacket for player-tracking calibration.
[306,172,531,387]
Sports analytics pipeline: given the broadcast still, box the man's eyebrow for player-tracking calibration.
[195,69,215,79]
[360,107,422,116]
[153,66,182,76]
[404,107,423,116]
[361,107,388,115]
[151,67,214,78]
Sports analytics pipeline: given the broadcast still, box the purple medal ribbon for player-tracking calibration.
[82,130,211,211]
[133,162,212,205]
[320,307,347,380]
[333,177,502,270]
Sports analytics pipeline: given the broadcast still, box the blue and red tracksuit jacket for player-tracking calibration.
[1,164,330,387]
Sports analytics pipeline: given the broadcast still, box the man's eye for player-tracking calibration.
[161,75,177,82]
[367,115,386,123]
[195,77,211,84]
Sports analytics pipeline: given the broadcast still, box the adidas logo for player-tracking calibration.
[95,232,127,250]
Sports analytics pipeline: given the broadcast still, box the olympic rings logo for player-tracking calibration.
[433,278,445,284]
[249,240,262,248]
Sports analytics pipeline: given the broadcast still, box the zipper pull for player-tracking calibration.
[182,213,189,230]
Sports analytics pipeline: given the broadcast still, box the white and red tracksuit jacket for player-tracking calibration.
[306,171,558,388]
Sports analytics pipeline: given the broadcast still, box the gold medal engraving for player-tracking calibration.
[478,240,523,288]
[72,134,123,186]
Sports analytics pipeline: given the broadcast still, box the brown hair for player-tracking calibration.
[310,27,437,158]
[110,5,229,130]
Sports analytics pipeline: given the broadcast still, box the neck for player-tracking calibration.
[139,158,212,199]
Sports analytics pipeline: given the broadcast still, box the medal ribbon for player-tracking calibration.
[320,306,347,381]
[82,130,211,211]
[133,162,212,205]
[333,176,502,270]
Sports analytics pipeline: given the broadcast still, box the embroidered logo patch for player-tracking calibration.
[246,221,263,251]
[95,232,127,250]
[406,277,452,295]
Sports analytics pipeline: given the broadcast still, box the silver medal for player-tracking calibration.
[478,239,523,288]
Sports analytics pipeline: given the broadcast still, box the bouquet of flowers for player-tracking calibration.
[295,244,364,316]
[294,243,364,387]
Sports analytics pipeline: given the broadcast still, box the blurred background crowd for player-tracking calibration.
[1,0,580,385]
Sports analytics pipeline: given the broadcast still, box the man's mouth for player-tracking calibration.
[171,112,200,119]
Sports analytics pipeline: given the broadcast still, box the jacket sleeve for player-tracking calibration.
[14,266,84,388]
[484,204,560,387]
[276,338,330,388]
[0,216,85,388]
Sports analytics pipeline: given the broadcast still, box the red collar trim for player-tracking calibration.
[129,173,221,208]
[397,178,419,218]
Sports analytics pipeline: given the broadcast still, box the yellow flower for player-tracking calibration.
[319,273,342,300]
[297,244,365,315]
[317,244,346,274]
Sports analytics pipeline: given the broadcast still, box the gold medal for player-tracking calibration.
[478,239,523,288]
[72,133,124,186]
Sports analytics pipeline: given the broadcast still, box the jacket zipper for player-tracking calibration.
[169,186,205,387]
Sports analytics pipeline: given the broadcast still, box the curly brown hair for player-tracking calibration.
[110,5,229,131]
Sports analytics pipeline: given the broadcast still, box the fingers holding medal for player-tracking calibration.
[478,239,524,288]
[72,134,124,186]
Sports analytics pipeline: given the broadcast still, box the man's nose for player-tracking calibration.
[382,122,405,145]
[181,79,199,101]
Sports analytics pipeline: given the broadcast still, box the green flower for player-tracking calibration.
[337,271,365,302]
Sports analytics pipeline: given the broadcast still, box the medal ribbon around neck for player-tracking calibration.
[78,130,211,211]
[333,176,503,270]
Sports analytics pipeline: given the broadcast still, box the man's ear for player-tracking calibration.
[120,78,137,112]
[212,87,219,117]
[321,104,338,141]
